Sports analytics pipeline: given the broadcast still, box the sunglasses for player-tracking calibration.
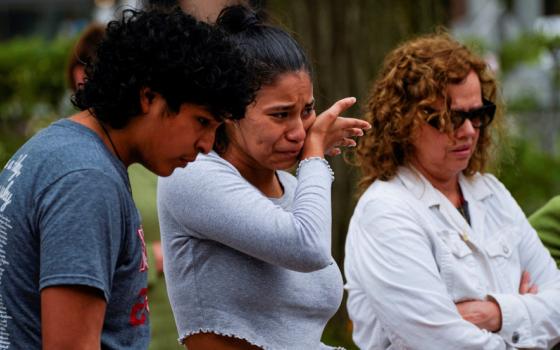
[424,98,496,131]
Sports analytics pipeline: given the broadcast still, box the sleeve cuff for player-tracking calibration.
[488,293,530,347]
[296,157,334,184]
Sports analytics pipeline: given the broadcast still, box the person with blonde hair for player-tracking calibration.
[344,32,560,349]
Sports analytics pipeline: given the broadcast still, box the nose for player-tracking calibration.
[455,118,477,139]
[196,129,216,154]
[285,117,306,143]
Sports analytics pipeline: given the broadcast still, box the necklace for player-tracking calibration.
[96,118,132,194]
[97,119,124,164]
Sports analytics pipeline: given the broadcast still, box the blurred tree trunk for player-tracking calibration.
[264,1,449,347]
[265,0,448,266]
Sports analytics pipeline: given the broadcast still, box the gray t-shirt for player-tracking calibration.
[157,151,344,350]
[0,119,150,349]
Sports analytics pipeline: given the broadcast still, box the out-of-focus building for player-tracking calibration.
[0,0,91,40]
[0,0,143,40]
[450,0,560,153]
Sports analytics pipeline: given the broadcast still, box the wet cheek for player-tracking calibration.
[254,133,275,146]
[303,116,315,131]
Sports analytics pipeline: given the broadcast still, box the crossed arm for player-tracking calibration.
[456,271,538,332]
[347,192,560,349]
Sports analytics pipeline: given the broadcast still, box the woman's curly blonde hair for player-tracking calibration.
[355,32,503,194]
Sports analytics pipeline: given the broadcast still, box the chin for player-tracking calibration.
[154,165,177,177]
[275,158,298,171]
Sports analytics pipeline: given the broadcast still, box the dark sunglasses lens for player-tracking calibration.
[427,117,441,129]
[474,105,495,128]
[451,103,496,129]
[450,112,465,129]
[423,107,442,130]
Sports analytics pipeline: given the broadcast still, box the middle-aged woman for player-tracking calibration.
[345,33,560,350]
[157,5,370,350]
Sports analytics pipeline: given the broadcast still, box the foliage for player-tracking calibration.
[460,35,489,56]
[0,36,74,167]
[497,136,560,216]
[499,32,550,74]
[0,36,73,121]
[506,94,541,112]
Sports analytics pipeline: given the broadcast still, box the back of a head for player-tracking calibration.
[66,23,106,91]
[73,7,256,129]
[216,5,311,88]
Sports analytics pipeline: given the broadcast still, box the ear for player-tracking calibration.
[139,87,157,114]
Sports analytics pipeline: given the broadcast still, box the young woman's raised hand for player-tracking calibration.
[302,97,371,159]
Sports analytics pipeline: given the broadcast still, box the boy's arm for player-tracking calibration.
[41,285,107,350]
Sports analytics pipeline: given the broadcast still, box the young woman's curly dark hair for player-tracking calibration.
[73,8,256,129]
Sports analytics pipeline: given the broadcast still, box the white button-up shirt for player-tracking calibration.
[344,166,560,349]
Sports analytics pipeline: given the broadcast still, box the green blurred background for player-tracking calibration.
[2,0,560,348]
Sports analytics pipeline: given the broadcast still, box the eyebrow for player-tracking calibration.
[265,99,315,111]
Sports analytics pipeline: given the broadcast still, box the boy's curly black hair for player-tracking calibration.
[73,8,256,129]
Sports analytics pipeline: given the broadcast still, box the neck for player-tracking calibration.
[409,161,463,207]
[70,110,132,167]
[435,180,463,207]
[222,148,282,198]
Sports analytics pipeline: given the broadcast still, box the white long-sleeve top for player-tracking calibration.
[344,166,560,350]
[158,152,343,349]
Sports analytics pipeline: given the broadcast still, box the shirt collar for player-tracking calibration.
[394,165,441,207]
[458,172,493,202]
[395,165,493,206]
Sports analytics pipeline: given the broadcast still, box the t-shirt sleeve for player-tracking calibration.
[36,169,127,301]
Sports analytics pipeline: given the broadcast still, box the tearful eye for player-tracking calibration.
[271,112,289,119]
[302,106,315,118]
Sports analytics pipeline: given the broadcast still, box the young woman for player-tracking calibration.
[157,5,370,350]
